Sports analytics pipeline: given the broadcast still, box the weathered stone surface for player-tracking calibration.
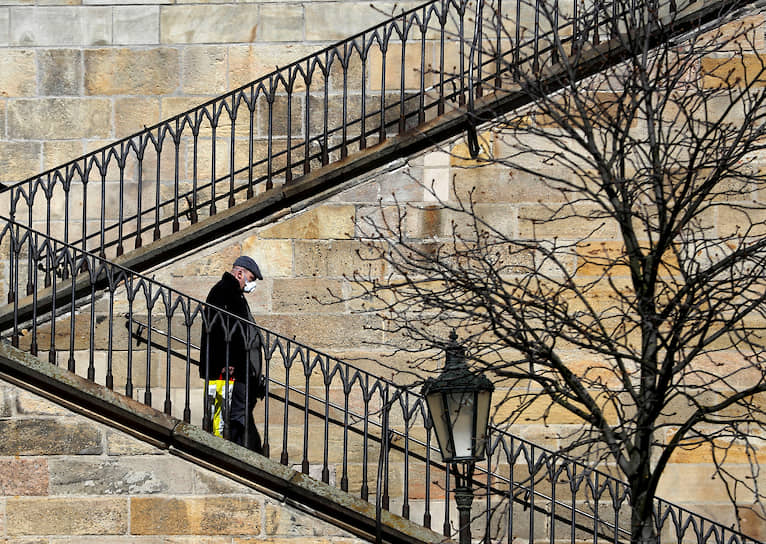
[518,204,620,240]
[114,6,160,45]
[271,278,345,313]
[11,7,112,46]
[239,238,293,278]
[253,314,384,348]
[160,5,259,45]
[42,140,86,170]
[6,497,128,535]
[0,49,35,97]
[38,49,82,95]
[192,467,257,495]
[181,46,228,95]
[0,458,48,495]
[85,48,180,96]
[15,389,70,415]
[0,419,103,455]
[702,54,766,88]
[0,385,12,417]
[114,97,162,138]
[49,456,195,495]
[292,240,387,279]
[258,206,355,240]
[0,141,41,184]
[7,98,111,139]
[304,3,403,40]
[0,8,9,45]
[228,44,315,89]
[258,4,303,43]
[130,496,262,535]
[107,429,164,455]
[264,502,318,536]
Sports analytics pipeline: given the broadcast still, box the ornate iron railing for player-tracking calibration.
[0,218,759,544]
[3,0,652,266]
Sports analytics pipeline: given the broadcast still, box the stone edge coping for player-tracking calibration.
[0,340,450,544]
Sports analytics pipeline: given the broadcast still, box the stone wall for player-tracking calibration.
[1,1,765,541]
[0,0,423,189]
[0,377,369,542]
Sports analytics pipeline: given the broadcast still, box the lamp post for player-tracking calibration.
[422,331,494,544]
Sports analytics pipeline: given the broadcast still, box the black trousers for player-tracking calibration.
[229,379,262,453]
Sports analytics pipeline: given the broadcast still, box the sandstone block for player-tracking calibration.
[38,49,82,96]
[160,5,259,45]
[49,456,196,495]
[0,141,41,185]
[7,98,111,140]
[131,496,261,535]
[258,4,304,43]
[293,240,388,279]
[166,537,233,544]
[11,7,111,46]
[452,164,569,204]
[228,44,316,90]
[518,204,619,240]
[264,502,319,536]
[374,167,425,204]
[304,3,399,41]
[328,178,380,204]
[193,467,256,496]
[107,429,164,456]
[701,54,766,88]
[259,206,355,240]
[239,238,294,278]
[0,8,8,45]
[0,419,103,455]
[182,46,228,95]
[160,96,211,120]
[0,49,35,97]
[271,278,345,313]
[0,458,48,495]
[114,6,160,45]
[254,313,383,349]
[15,389,70,415]
[6,497,128,535]
[115,97,162,138]
[0,384,12,417]
[257,95,304,139]
[43,140,86,170]
[85,48,180,96]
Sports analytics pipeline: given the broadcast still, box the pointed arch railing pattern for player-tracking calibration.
[3,0,638,268]
[0,218,759,544]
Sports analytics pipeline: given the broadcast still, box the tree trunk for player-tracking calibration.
[630,483,659,544]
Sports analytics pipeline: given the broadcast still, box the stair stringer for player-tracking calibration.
[0,340,449,544]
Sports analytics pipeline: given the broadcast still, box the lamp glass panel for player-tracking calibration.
[426,391,454,460]
[445,390,476,459]
[473,389,492,460]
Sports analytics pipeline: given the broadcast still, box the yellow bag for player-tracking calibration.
[207,378,235,437]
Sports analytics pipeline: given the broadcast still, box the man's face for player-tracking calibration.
[233,267,256,292]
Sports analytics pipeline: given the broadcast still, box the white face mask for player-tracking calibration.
[243,280,258,293]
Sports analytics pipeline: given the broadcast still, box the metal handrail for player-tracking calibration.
[0,217,760,544]
[3,0,595,264]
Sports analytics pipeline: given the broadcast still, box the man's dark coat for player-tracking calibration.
[199,271,262,383]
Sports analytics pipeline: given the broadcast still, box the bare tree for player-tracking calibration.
[348,1,766,542]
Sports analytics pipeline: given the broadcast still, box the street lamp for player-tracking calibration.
[422,331,494,544]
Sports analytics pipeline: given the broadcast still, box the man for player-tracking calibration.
[199,255,264,453]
